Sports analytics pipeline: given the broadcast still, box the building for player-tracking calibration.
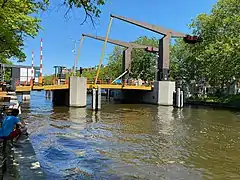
[0,63,40,90]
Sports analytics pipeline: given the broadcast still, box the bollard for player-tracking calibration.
[45,91,51,99]
[180,91,184,108]
[97,87,101,110]
[92,89,96,110]
[106,89,108,100]
[176,88,181,108]
[173,91,176,107]
[107,89,110,101]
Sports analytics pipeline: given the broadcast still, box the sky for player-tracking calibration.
[17,0,217,75]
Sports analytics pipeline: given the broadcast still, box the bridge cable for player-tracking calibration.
[73,35,85,76]
[94,17,113,85]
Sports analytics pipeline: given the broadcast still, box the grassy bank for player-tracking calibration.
[187,94,240,105]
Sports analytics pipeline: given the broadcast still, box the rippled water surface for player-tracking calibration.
[19,91,240,179]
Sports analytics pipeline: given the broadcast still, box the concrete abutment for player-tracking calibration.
[52,80,178,107]
[22,91,31,101]
[113,81,176,106]
[52,77,87,107]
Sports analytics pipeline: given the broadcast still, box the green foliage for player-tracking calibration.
[101,36,159,81]
[0,57,12,81]
[171,0,240,89]
[0,0,106,64]
[105,46,123,79]
[81,46,123,81]
[0,55,12,65]
[131,36,158,81]
[187,94,240,104]
[44,74,54,85]
[62,0,106,18]
[0,0,45,62]
[170,39,204,83]
[82,68,97,80]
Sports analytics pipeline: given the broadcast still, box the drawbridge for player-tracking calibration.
[15,81,153,92]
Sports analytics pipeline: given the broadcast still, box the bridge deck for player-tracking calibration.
[15,84,153,92]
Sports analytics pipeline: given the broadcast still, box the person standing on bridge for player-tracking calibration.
[106,76,110,84]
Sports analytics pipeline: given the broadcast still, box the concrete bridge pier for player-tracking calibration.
[69,77,87,107]
[113,81,176,106]
[143,81,176,106]
[22,91,31,101]
[45,90,52,99]
[52,77,87,107]
[52,89,69,106]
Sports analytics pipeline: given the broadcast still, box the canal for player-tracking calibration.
[19,91,240,179]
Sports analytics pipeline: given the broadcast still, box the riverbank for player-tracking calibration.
[185,94,240,110]
[13,136,45,179]
[0,92,46,179]
[0,135,45,179]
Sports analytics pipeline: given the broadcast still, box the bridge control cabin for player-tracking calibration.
[0,63,40,91]
[53,66,70,85]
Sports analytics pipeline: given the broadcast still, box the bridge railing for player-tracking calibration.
[86,79,154,87]
[15,77,154,87]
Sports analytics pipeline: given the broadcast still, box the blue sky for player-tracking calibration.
[17,0,217,75]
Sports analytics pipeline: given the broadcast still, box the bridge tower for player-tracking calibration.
[109,14,200,105]
[82,34,158,78]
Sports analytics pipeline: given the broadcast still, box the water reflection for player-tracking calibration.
[19,91,240,179]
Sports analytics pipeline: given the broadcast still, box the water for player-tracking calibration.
[19,91,240,179]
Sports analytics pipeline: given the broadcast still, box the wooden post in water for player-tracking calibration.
[180,90,184,108]
[176,88,181,108]
[97,86,101,110]
[106,89,110,101]
[92,88,96,111]
[92,87,101,111]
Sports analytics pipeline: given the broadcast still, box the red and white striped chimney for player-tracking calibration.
[31,51,34,80]
[40,38,43,80]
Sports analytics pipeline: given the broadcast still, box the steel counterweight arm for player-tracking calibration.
[110,14,188,81]
[83,33,129,48]
[82,33,158,51]
[110,14,186,38]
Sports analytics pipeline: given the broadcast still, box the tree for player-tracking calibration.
[0,0,106,64]
[170,39,204,84]
[170,0,240,91]
[44,74,54,85]
[82,68,97,80]
[0,0,45,62]
[60,0,106,24]
[103,36,159,81]
[131,36,159,81]
[190,0,240,88]
[105,46,123,79]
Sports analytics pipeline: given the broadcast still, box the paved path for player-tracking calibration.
[1,135,45,180]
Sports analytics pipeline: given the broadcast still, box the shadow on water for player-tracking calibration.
[18,91,240,179]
